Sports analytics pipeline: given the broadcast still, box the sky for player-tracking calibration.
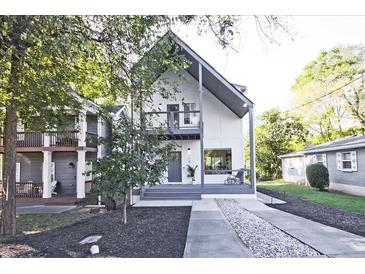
[173,16,365,117]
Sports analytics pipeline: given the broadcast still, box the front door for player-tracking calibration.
[168,151,182,182]
[167,104,179,129]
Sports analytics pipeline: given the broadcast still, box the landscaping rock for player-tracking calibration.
[79,235,103,245]
[90,245,99,254]
[216,199,320,258]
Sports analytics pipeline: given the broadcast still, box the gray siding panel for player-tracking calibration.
[16,153,43,182]
[53,152,77,195]
[327,149,365,187]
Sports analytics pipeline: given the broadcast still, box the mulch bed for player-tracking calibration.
[0,207,191,258]
[257,187,365,237]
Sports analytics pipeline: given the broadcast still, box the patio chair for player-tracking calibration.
[51,180,58,195]
[224,169,245,185]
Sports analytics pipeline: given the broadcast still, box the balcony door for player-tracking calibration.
[167,104,179,129]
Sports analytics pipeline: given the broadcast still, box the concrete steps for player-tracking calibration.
[142,187,202,200]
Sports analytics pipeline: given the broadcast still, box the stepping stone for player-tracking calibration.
[90,245,100,254]
[79,235,103,245]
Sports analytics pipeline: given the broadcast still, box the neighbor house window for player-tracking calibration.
[183,103,197,125]
[342,152,352,170]
[315,154,327,167]
[336,151,358,172]
[204,149,232,174]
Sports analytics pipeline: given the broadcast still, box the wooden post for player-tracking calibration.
[199,63,204,186]
[248,105,256,192]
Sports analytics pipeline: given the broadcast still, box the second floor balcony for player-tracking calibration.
[142,110,201,140]
[0,130,98,152]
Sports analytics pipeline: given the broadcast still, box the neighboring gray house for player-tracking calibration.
[0,95,113,199]
[280,135,365,197]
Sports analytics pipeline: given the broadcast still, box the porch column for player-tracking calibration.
[198,62,204,186]
[42,151,52,198]
[97,116,103,159]
[78,109,87,147]
[76,150,86,198]
[248,105,256,192]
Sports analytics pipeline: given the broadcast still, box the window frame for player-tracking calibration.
[204,148,232,175]
[341,152,353,171]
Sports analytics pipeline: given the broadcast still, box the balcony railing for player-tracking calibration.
[0,181,43,198]
[143,110,201,131]
[49,130,79,147]
[0,130,98,148]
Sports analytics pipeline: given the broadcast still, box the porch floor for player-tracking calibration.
[147,184,255,194]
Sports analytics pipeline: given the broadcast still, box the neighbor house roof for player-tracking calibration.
[279,135,365,158]
[160,31,253,118]
[304,135,365,153]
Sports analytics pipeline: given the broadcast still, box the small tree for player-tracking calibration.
[306,163,329,191]
[93,116,174,224]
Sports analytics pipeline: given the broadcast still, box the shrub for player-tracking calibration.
[306,163,329,191]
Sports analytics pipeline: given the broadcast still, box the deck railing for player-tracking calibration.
[0,181,43,198]
[0,130,99,149]
[49,130,79,147]
[207,168,252,188]
[143,110,201,131]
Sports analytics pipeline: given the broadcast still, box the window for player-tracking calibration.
[342,152,352,170]
[315,154,327,167]
[336,151,358,172]
[204,149,232,174]
[183,103,197,125]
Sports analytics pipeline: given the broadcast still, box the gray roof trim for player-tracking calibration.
[167,31,254,110]
[279,151,305,158]
[304,143,365,154]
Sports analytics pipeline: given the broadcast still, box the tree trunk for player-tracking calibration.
[1,34,23,235]
[1,100,18,235]
[123,192,128,224]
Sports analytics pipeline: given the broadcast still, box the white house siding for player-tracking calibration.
[326,149,365,196]
[281,156,306,184]
[149,70,245,184]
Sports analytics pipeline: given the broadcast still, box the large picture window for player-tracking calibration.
[204,149,232,174]
[183,102,198,125]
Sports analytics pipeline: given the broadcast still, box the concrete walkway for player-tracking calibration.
[183,199,254,258]
[235,199,365,258]
[16,204,76,215]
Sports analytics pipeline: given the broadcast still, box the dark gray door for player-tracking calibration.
[168,151,182,182]
[167,104,179,129]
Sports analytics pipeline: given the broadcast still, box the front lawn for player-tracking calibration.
[257,180,365,214]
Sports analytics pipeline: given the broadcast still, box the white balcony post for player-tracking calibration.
[78,109,87,147]
[97,116,103,159]
[44,133,50,147]
[42,151,52,198]
[248,105,256,193]
[76,150,86,198]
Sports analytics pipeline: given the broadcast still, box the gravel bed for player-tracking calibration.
[216,199,320,258]
[258,187,365,237]
[0,207,191,258]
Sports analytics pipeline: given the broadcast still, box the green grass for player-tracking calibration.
[16,212,79,235]
[257,180,365,214]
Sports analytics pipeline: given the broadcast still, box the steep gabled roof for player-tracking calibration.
[166,31,253,118]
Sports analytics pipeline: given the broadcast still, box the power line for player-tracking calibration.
[285,74,364,113]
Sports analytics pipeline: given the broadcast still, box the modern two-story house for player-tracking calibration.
[139,31,256,199]
[0,95,112,199]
